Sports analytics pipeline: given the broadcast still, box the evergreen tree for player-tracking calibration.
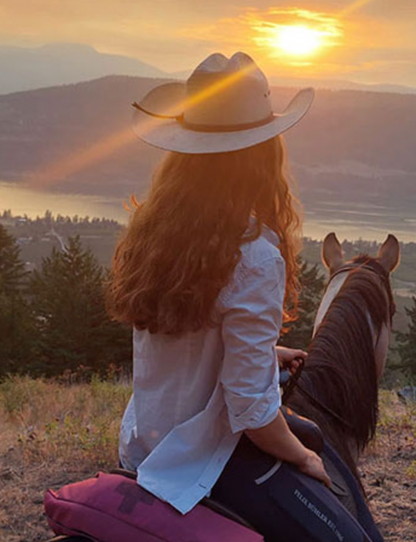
[396,297,416,379]
[0,225,26,290]
[280,258,326,350]
[0,225,35,375]
[29,235,131,376]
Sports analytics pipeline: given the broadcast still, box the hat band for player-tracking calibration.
[179,114,275,133]
[132,102,275,133]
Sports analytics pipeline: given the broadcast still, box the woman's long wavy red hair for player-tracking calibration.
[107,135,302,335]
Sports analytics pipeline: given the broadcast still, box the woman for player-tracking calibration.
[108,52,330,539]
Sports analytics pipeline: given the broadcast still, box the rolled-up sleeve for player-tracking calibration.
[218,255,285,434]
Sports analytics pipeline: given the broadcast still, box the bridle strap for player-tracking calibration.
[327,259,395,322]
[328,261,388,285]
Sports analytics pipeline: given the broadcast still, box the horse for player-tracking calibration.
[284,231,400,527]
[44,231,400,542]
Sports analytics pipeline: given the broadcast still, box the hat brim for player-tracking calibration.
[133,87,314,154]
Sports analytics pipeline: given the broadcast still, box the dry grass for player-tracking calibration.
[0,377,415,541]
[0,375,131,542]
[359,390,416,541]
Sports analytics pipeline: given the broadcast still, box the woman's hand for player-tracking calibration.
[276,345,307,375]
[297,449,331,488]
[245,410,331,488]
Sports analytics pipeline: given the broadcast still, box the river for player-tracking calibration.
[1,182,415,243]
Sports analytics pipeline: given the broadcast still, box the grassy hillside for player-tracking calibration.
[0,377,415,541]
[0,375,130,541]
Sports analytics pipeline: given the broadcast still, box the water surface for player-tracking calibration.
[1,182,415,243]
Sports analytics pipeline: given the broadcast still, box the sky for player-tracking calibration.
[1,0,416,86]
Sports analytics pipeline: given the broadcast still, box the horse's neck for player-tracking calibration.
[301,267,390,479]
[296,369,361,455]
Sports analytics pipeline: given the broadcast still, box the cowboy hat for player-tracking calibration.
[132,52,314,154]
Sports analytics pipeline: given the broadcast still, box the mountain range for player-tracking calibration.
[0,43,165,95]
[2,43,416,96]
[0,73,415,243]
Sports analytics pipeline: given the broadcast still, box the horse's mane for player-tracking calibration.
[287,257,391,476]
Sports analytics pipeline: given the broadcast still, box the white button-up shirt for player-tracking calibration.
[119,224,285,514]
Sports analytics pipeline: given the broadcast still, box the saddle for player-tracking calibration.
[281,405,324,454]
[44,469,262,542]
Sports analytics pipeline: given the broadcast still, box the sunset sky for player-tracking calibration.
[1,0,416,86]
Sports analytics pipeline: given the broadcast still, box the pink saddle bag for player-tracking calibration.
[44,471,264,542]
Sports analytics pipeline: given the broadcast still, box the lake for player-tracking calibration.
[0,182,129,224]
[1,181,415,243]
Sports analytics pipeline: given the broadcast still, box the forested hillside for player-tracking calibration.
[1,211,415,381]
[0,75,415,214]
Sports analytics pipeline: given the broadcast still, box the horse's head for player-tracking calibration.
[313,232,400,381]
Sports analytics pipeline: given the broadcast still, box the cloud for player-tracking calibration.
[178,5,416,86]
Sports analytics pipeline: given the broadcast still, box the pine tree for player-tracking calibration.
[280,258,326,350]
[29,235,131,376]
[0,225,26,291]
[396,297,416,379]
[0,225,35,375]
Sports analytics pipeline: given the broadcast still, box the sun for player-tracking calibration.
[274,25,323,56]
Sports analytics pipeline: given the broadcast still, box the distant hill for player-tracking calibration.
[4,43,416,97]
[269,77,416,95]
[0,43,166,94]
[0,73,415,245]
[172,69,416,95]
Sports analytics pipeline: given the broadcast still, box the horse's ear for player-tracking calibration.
[378,234,400,273]
[322,232,344,272]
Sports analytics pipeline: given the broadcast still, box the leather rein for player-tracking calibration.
[282,259,395,433]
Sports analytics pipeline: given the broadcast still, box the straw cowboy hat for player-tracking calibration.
[132,51,314,154]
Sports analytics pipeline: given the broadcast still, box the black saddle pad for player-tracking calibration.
[321,442,384,542]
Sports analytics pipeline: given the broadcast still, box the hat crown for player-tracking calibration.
[184,52,272,128]
[195,52,229,72]
[133,50,315,154]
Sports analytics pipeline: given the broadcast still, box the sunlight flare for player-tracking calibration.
[26,63,258,187]
[339,0,375,17]
[275,25,323,56]
[27,128,136,189]
[251,9,343,61]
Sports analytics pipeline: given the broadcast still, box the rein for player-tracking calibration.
[282,258,395,432]
[282,358,355,432]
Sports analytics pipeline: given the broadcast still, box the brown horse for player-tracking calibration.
[286,232,400,493]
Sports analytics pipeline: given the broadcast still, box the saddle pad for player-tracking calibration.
[266,463,376,542]
[322,443,384,542]
[44,471,264,542]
